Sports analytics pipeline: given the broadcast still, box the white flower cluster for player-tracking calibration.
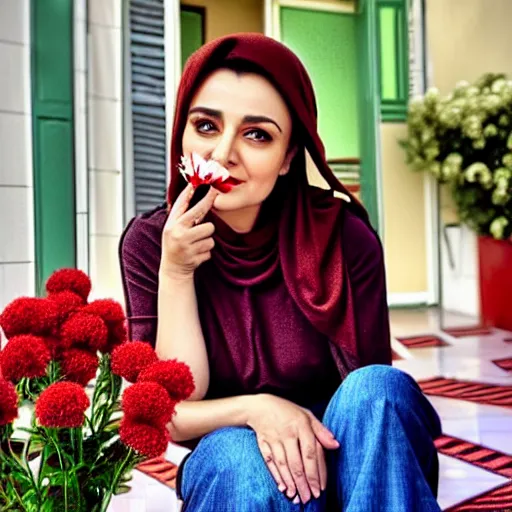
[402,73,512,239]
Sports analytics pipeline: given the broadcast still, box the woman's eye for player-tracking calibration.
[195,120,217,134]
[246,129,272,142]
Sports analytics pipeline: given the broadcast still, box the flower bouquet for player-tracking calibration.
[401,73,512,239]
[0,269,194,511]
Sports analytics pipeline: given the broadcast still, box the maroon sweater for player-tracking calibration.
[119,195,391,407]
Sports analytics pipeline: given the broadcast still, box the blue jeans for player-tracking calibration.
[178,365,442,511]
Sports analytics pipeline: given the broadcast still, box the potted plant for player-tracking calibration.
[401,73,512,330]
[0,269,194,511]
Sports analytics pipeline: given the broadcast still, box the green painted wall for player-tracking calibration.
[31,0,76,294]
[181,8,204,69]
[280,7,360,160]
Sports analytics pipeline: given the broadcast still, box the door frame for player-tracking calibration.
[264,0,384,235]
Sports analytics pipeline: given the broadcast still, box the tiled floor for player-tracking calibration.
[391,308,512,511]
[110,307,512,511]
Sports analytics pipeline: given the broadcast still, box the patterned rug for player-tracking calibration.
[396,334,449,348]
[137,456,178,489]
[444,481,512,511]
[419,377,512,409]
[493,358,512,372]
[443,325,493,338]
[435,435,512,478]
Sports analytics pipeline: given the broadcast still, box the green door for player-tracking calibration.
[31,0,76,294]
[278,3,382,232]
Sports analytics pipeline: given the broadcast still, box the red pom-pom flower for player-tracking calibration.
[179,153,242,193]
[0,297,59,338]
[104,321,127,353]
[138,360,195,402]
[119,418,169,458]
[0,379,19,426]
[59,349,99,386]
[46,269,92,302]
[0,335,51,382]
[82,299,127,353]
[61,313,108,352]
[47,291,85,324]
[111,341,158,383]
[122,382,175,427]
[36,382,89,428]
[82,299,125,324]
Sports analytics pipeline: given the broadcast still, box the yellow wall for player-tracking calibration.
[181,0,264,41]
[382,0,512,297]
[426,0,512,94]
[381,124,427,293]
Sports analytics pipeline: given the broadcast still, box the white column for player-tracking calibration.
[75,0,89,275]
[87,0,124,301]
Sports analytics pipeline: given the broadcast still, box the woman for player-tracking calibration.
[120,33,442,511]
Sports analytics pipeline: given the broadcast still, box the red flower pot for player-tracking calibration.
[478,235,512,331]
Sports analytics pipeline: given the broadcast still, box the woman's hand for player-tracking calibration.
[246,394,339,505]
[160,184,219,279]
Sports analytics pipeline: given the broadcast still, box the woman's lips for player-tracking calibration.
[216,176,243,193]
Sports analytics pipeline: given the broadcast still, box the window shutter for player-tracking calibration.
[129,0,167,215]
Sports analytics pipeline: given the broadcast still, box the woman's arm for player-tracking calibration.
[119,186,218,400]
[156,273,210,400]
[343,211,392,365]
[168,394,253,442]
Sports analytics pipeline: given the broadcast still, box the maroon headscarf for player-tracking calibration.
[167,33,374,366]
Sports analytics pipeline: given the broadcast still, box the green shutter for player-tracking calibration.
[31,0,76,294]
[376,0,409,122]
[129,0,167,215]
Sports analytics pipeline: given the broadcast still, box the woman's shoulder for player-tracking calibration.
[120,203,168,258]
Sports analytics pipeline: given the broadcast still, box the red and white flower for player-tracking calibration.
[179,153,242,193]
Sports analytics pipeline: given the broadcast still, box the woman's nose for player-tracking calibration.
[210,131,236,167]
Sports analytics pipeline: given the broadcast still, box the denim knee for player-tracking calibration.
[181,427,282,507]
[325,365,441,437]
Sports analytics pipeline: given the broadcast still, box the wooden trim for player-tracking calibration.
[328,157,361,165]
[278,0,356,14]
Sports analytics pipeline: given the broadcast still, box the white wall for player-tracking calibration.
[87,0,125,302]
[0,0,35,309]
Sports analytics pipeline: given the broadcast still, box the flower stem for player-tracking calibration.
[99,448,135,512]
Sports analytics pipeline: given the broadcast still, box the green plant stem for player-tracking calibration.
[99,448,135,512]
[45,429,69,511]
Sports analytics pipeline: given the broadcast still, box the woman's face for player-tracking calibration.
[182,68,294,215]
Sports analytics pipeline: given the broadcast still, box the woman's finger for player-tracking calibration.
[192,238,215,254]
[180,188,219,227]
[316,441,327,492]
[188,222,215,243]
[298,429,321,499]
[194,251,212,266]
[168,184,194,222]
[307,413,339,450]
[283,437,311,504]
[257,440,287,493]
[270,442,297,500]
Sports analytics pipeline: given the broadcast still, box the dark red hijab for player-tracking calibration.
[167,33,372,365]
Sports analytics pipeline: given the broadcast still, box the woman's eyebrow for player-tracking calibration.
[189,107,282,133]
[189,106,222,119]
[243,115,282,133]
